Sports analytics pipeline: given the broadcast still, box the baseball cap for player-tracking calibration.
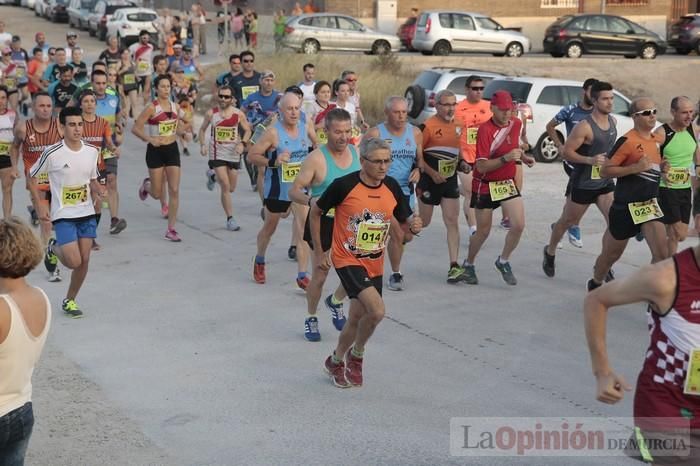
[173,43,183,49]
[183,45,192,53]
[261,70,275,80]
[66,31,78,38]
[11,35,20,43]
[491,91,514,111]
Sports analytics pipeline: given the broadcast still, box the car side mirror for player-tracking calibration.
[496,25,502,30]
[360,26,366,32]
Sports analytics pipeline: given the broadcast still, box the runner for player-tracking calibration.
[544,77,598,248]
[315,137,422,388]
[133,74,186,242]
[177,46,203,87]
[26,47,45,99]
[0,86,18,218]
[129,30,154,108]
[69,48,88,87]
[248,93,311,286]
[298,63,316,114]
[12,92,63,282]
[587,98,670,291]
[340,70,367,131]
[462,90,536,286]
[454,75,491,236]
[654,96,698,255]
[543,81,617,278]
[362,96,421,291]
[289,108,358,341]
[47,65,76,116]
[29,106,105,318]
[0,47,23,113]
[40,48,68,88]
[117,49,139,120]
[416,90,471,284]
[98,36,123,72]
[308,80,335,145]
[332,80,363,145]
[215,54,241,89]
[230,50,261,190]
[8,37,30,113]
[198,85,251,231]
[584,207,700,464]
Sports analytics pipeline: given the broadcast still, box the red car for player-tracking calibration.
[397,17,417,50]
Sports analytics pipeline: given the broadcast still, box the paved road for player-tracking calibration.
[2,4,694,465]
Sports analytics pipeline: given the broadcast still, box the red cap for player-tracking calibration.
[491,91,514,111]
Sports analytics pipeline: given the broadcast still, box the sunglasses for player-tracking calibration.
[242,59,254,63]
[362,156,391,165]
[469,86,485,91]
[633,108,657,117]
[218,94,232,99]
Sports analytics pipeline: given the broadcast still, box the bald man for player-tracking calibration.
[587,98,670,291]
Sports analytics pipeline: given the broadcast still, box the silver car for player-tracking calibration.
[283,13,401,54]
[412,10,531,57]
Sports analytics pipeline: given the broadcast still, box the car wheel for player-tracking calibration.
[550,52,564,58]
[506,42,524,57]
[432,40,450,56]
[420,50,433,56]
[535,132,562,163]
[372,40,391,55]
[565,42,583,58]
[302,39,320,54]
[624,54,637,59]
[675,47,691,55]
[404,84,425,120]
[640,43,657,59]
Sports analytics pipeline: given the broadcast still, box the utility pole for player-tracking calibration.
[601,0,606,14]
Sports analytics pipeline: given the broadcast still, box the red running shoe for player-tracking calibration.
[253,261,265,284]
[296,275,311,290]
[324,355,351,388]
[345,349,363,387]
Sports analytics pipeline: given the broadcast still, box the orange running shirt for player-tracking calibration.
[421,115,461,175]
[22,118,61,190]
[454,99,491,163]
[317,172,412,278]
[608,128,662,204]
[82,116,112,171]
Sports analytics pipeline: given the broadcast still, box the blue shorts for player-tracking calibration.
[54,217,97,246]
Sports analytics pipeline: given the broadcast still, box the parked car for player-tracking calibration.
[106,7,158,48]
[282,13,401,55]
[87,0,135,40]
[68,0,96,29]
[668,14,700,55]
[397,16,417,50]
[411,11,531,57]
[543,14,667,59]
[483,77,634,162]
[45,0,69,22]
[405,67,506,124]
[34,0,48,16]
[21,0,37,9]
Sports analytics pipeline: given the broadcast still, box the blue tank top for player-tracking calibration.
[95,93,120,131]
[310,145,360,197]
[264,120,311,202]
[179,58,198,82]
[379,123,417,195]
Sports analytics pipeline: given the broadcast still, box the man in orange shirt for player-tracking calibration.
[26,47,46,97]
[455,75,491,235]
[416,89,471,283]
[587,97,669,291]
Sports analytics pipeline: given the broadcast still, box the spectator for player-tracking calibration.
[99,36,123,71]
[274,9,287,53]
[191,3,207,55]
[231,8,244,49]
[243,9,252,46]
[0,22,11,47]
[303,0,318,13]
[158,8,175,49]
[292,2,303,16]
[0,217,51,466]
[164,30,177,57]
[34,33,51,63]
[248,12,258,49]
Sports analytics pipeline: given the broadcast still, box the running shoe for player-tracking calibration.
[635,231,645,242]
[161,204,169,218]
[138,177,150,201]
[253,260,265,284]
[495,258,517,286]
[109,218,127,235]
[287,245,297,261]
[345,349,363,387]
[92,240,101,251]
[226,217,241,231]
[587,279,602,292]
[323,355,351,388]
[27,205,39,226]
[62,298,83,318]
[500,217,511,230]
[48,268,61,283]
[387,272,404,291]
[164,228,181,242]
[469,225,477,236]
[550,223,563,250]
[324,294,346,331]
[44,238,58,273]
[460,262,479,285]
[296,275,311,290]
[568,225,583,248]
[447,265,466,284]
[304,316,320,342]
[542,246,555,278]
[183,147,190,156]
[206,169,216,191]
[605,268,616,283]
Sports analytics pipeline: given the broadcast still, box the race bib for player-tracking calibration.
[467,127,478,145]
[355,221,390,252]
[591,165,601,180]
[101,147,116,160]
[241,86,258,100]
[61,184,88,206]
[215,126,237,143]
[15,68,25,78]
[37,172,49,185]
[351,127,361,139]
[158,120,177,137]
[0,141,10,156]
[281,161,301,183]
[316,128,327,145]
[489,179,518,202]
[136,61,149,74]
[684,348,700,396]
[123,73,136,85]
[628,198,663,225]
[325,207,335,218]
[438,158,458,178]
[4,77,15,88]
[667,167,690,186]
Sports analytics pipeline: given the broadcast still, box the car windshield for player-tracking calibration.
[475,17,501,30]
[483,80,532,103]
[552,15,574,26]
[417,13,428,27]
[127,12,156,21]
